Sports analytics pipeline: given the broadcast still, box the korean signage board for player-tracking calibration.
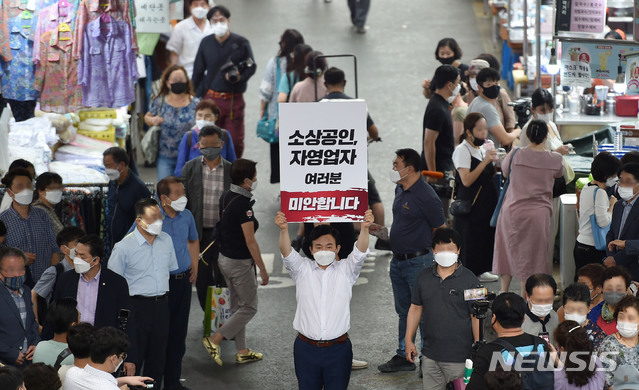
[279,101,368,223]
[626,55,639,95]
[135,0,171,33]
[555,0,606,34]
[560,41,630,80]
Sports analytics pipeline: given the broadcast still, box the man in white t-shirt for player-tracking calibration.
[166,0,214,78]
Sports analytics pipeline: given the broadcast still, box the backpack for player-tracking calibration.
[492,338,554,390]
[36,262,66,326]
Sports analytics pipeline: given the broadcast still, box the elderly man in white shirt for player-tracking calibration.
[275,209,373,390]
[166,0,214,78]
[63,327,151,390]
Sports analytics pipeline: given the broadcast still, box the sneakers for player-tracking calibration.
[378,355,416,373]
[478,272,499,283]
[202,337,222,366]
[236,349,263,364]
[351,358,369,370]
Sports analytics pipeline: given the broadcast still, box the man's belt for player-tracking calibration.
[131,294,167,301]
[297,333,349,348]
[205,90,242,100]
[393,250,430,261]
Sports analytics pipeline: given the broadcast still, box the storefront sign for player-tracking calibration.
[135,0,171,33]
[560,42,629,79]
[626,55,639,95]
[562,61,592,88]
[555,0,606,34]
[279,101,368,223]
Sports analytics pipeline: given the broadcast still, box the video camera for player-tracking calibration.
[508,98,532,129]
[220,58,255,84]
[464,287,496,351]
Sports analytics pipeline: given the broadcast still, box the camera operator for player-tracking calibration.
[405,228,480,390]
[191,5,256,158]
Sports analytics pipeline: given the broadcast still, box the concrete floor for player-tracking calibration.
[136,0,508,388]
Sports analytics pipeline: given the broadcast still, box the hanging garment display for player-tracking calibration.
[32,0,75,62]
[1,10,39,102]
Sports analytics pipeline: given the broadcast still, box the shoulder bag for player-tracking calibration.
[450,144,483,217]
[256,57,281,143]
[141,96,164,164]
[490,147,520,227]
[590,187,611,250]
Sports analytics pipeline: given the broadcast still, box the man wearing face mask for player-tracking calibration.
[192,5,257,158]
[0,247,40,367]
[405,228,480,390]
[605,163,639,281]
[180,125,232,311]
[275,209,373,389]
[467,68,521,148]
[521,274,559,344]
[63,327,152,390]
[380,149,446,374]
[108,198,178,388]
[52,234,138,375]
[0,168,60,287]
[166,0,213,78]
[103,147,151,250]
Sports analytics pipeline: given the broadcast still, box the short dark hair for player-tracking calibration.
[395,148,421,173]
[67,322,95,359]
[0,247,27,269]
[605,30,624,40]
[308,225,340,247]
[620,151,639,165]
[602,265,632,288]
[199,125,224,140]
[461,112,486,144]
[34,172,63,200]
[207,5,230,20]
[615,295,639,321]
[562,283,591,306]
[89,327,130,364]
[476,67,500,86]
[324,67,346,86]
[134,198,158,218]
[591,152,622,182]
[526,119,549,145]
[8,158,34,172]
[47,297,78,334]
[525,274,558,296]
[77,234,105,260]
[157,176,183,198]
[195,99,221,118]
[0,220,6,237]
[1,168,32,188]
[531,88,554,110]
[435,37,463,61]
[431,228,461,250]
[230,159,257,186]
[23,363,61,390]
[476,53,501,72]
[56,226,85,248]
[577,263,606,288]
[484,366,521,390]
[103,147,129,167]
[0,366,23,390]
[621,162,639,182]
[492,292,527,329]
[432,64,460,90]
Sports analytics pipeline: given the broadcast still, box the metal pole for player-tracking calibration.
[523,0,528,78]
[535,0,541,89]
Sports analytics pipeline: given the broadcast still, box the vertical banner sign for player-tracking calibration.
[279,101,368,223]
[135,0,171,33]
[626,56,639,96]
[636,0,639,43]
[560,41,629,80]
[555,0,606,34]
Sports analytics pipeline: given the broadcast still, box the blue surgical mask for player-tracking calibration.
[1,273,26,290]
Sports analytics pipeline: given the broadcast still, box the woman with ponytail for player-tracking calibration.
[553,320,604,389]
[289,51,328,103]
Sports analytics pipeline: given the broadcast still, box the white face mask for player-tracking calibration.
[470,78,479,91]
[448,83,462,103]
[618,184,638,201]
[141,219,163,236]
[196,119,216,130]
[191,6,208,19]
[105,168,120,181]
[250,179,258,191]
[170,196,188,212]
[112,355,124,373]
[389,167,408,184]
[537,113,553,123]
[73,256,95,274]
[565,312,587,325]
[12,189,33,205]
[45,189,63,205]
[314,250,336,266]
[212,22,228,37]
[530,302,553,318]
[606,176,619,188]
[67,247,76,260]
[434,251,458,267]
[617,321,639,338]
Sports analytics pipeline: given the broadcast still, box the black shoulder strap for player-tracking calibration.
[53,348,72,371]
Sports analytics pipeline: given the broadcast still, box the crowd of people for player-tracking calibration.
[3,2,639,390]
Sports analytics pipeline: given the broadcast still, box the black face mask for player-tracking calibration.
[472,137,486,147]
[170,82,188,94]
[439,57,455,65]
[482,85,500,99]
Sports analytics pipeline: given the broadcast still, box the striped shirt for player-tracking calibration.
[201,157,224,229]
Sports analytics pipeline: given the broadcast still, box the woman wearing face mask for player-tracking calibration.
[558,283,607,350]
[451,113,499,282]
[574,152,621,271]
[597,295,639,388]
[588,266,631,335]
[203,159,269,366]
[422,38,469,100]
[32,172,64,234]
[144,65,200,180]
[553,320,605,390]
[493,120,564,295]
[174,99,236,176]
[577,264,605,311]
[259,29,304,184]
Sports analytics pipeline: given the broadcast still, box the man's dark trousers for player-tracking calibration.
[163,273,191,389]
[294,336,353,390]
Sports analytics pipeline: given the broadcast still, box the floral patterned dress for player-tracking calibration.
[597,334,639,388]
[149,96,199,159]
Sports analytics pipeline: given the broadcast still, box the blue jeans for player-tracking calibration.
[157,155,177,181]
[390,253,433,357]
